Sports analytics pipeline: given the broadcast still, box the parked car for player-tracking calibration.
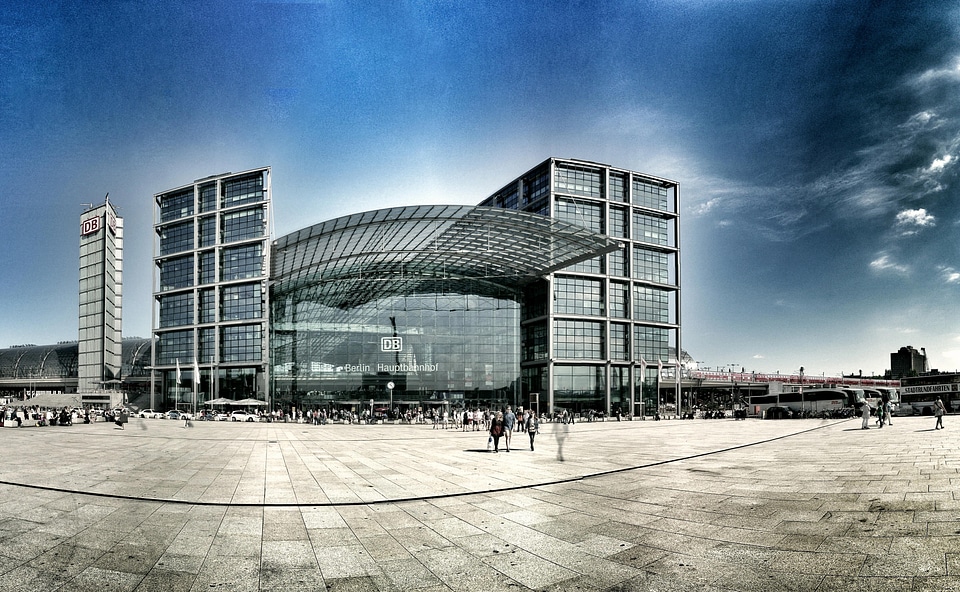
[215,412,230,421]
[165,410,192,420]
[139,409,162,419]
[230,411,258,422]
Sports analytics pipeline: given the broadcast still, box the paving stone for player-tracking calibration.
[2,416,960,590]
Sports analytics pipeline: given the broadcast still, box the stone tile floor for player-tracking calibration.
[0,414,957,591]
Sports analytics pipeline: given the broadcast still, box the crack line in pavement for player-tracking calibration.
[0,420,849,508]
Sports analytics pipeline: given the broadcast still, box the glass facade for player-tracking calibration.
[268,204,619,414]
[152,168,271,411]
[480,158,680,417]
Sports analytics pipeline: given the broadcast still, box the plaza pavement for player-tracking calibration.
[0,414,958,591]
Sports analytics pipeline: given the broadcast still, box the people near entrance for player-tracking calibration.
[489,411,504,452]
[934,396,946,430]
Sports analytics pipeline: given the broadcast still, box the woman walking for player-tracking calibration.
[934,397,946,430]
[525,410,539,451]
[489,411,504,452]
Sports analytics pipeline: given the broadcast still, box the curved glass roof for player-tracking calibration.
[271,205,621,308]
[0,339,152,380]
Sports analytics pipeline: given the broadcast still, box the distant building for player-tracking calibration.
[78,197,123,402]
[890,346,928,378]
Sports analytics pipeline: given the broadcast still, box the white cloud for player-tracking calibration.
[929,154,953,172]
[895,208,936,229]
[869,253,910,275]
[941,266,960,284]
[752,354,765,360]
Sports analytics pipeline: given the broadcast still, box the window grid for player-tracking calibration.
[199,327,215,363]
[221,283,263,321]
[199,251,216,285]
[158,293,194,328]
[522,321,548,362]
[554,198,603,233]
[610,323,630,361]
[609,281,629,318]
[159,221,195,255]
[632,178,669,210]
[633,286,670,323]
[632,213,669,246]
[159,189,194,223]
[199,216,216,247]
[159,255,194,291]
[198,288,216,324]
[610,173,627,202]
[632,247,669,283]
[634,326,669,363]
[555,164,603,198]
[522,168,549,205]
[221,244,263,281]
[554,276,604,316]
[609,246,629,277]
[221,325,263,362]
[221,208,265,244]
[157,330,193,365]
[199,183,217,213]
[222,173,264,208]
[554,320,605,360]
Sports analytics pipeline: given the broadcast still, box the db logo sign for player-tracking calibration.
[80,216,102,236]
[381,337,403,352]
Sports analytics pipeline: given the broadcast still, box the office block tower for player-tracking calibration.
[479,158,681,416]
[78,197,124,396]
[151,168,272,410]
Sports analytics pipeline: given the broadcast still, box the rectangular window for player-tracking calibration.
[634,326,670,363]
[199,250,216,285]
[199,182,217,213]
[221,244,263,281]
[221,207,265,244]
[610,323,630,361]
[222,173,265,208]
[159,221,195,256]
[610,172,627,202]
[199,216,216,248]
[632,247,669,283]
[221,325,263,362]
[609,245,629,277]
[199,327,215,363]
[554,276,604,316]
[609,281,629,318]
[198,288,216,324]
[522,321,548,362]
[157,330,194,365]
[555,163,603,198]
[554,320,604,360]
[632,212,670,246]
[555,198,603,233]
[221,283,263,321]
[159,255,194,291]
[159,189,194,223]
[158,292,194,328]
[632,178,672,212]
[522,167,549,205]
[633,286,671,323]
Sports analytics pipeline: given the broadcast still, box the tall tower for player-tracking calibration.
[78,196,124,394]
[151,168,272,411]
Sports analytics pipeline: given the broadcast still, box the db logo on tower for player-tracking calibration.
[381,337,403,352]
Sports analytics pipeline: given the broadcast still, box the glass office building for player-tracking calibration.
[148,158,678,416]
[479,158,680,416]
[78,198,123,396]
[268,205,619,413]
[151,168,272,411]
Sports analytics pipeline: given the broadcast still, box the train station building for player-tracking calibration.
[2,158,684,417]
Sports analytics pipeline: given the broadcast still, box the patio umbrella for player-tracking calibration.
[232,398,267,406]
[207,398,233,405]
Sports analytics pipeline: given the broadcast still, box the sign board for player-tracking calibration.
[81,215,102,236]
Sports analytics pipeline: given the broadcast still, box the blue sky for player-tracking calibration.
[2,0,959,378]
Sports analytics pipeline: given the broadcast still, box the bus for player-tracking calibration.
[748,388,854,417]
[900,374,960,415]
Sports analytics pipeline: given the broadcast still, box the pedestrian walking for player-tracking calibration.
[934,397,946,430]
[860,400,872,430]
[489,411,504,452]
[503,406,516,452]
[525,410,539,451]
